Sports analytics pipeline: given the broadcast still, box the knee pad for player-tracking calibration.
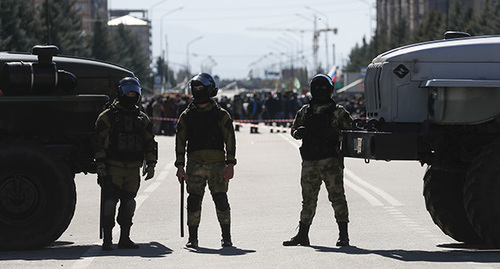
[102,199,117,218]
[121,199,136,215]
[212,192,230,211]
[117,198,136,226]
[187,194,202,212]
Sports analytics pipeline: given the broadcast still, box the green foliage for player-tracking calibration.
[39,0,88,56]
[111,24,152,89]
[0,1,153,89]
[346,0,500,72]
[0,0,43,52]
[90,19,116,62]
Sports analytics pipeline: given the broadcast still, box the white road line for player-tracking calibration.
[345,180,384,206]
[344,168,403,206]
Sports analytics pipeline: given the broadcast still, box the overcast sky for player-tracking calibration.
[108,0,375,80]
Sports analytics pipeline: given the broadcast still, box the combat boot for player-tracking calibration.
[221,224,233,247]
[336,222,349,246]
[186,226,199,248]
[283,222,310,246]
[118,226,139,249]
[102,227,113,251]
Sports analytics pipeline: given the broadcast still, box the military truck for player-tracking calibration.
[0,45,133,250]
[342,33,500,247]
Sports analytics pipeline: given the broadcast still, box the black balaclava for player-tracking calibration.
[310,74,334,104]
[118,77,141,109]
[191,80,211,104]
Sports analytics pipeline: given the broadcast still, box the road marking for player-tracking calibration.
[344,168,403,206]
[345,180,384,206]
[71,162,172,269]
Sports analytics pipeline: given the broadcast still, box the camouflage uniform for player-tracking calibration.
[94,99,157,230]
[175,99,236,227]
[292,101,352,225]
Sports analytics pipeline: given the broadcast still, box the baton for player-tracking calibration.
[180,177,185,237]
[99,185,104,239]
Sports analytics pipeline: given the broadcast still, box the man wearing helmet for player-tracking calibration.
[93,77,158,250]
[175,73,237,248]
[283,74,352,247]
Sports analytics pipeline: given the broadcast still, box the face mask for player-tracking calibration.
[119,95,139,109]
[311,86,331,103]
[192,87,210,104]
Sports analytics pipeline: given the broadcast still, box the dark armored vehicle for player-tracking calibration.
[0,45,133,250]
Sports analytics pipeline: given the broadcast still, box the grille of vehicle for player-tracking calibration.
[365,63,383,117]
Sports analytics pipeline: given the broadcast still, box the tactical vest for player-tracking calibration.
[300,104,340,160]
[107,106,146,162]
[185,105,224,153]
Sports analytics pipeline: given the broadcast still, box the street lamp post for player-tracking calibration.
[186,36,203,77]
[160,7,184,60]
[149,0,169,22]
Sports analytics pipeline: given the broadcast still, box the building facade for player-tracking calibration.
[107,14,152,63]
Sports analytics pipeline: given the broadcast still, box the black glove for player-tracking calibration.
[143,163,156,180]
[293,126,306,139]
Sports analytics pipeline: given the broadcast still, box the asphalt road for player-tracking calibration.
[2,123,500,268]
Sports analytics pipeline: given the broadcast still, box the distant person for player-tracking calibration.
[247,94,262,133]
[231,95,243,131]
[283,74,352,247]
[152,96,163,135]
[175,73,237,248]
[93,77,158,250]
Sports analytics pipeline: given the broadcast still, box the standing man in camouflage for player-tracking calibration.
[283,74,352,247]
[175,73,237,248]
[94,77,158,251]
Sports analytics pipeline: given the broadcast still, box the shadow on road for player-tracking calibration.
[310,243,500,263]
[184,245,256,256]
[0,241,172,260]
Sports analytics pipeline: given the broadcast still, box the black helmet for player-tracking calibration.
[310,74,334,104]
[117,77,141,108]
[190,73,218,104]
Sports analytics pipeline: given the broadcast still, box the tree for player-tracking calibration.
[0,0,43,51]
[39,0,88,56]
[89,19,117,62]
[389,18,410,48]
[412,10,445,43]
[112,24,152,90]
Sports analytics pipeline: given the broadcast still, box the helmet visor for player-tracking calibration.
[121,84,141,95]
[191,74,213,87]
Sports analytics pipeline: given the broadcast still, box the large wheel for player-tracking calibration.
[423,165,483,244]
[465,141,500,248]
[0,139,76,250]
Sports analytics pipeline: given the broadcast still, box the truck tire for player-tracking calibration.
[423,166,483,244]
[0,139,76,250]
[465,141,500,248]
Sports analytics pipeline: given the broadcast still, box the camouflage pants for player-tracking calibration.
[300,157,349,225]
[186,160,230,226]
[101,165,140,228]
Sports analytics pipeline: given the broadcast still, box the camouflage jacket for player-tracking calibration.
[93,99,158,167]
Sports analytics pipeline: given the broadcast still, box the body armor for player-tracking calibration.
[300,104,340,160]
[185,105,224,153]
[107,106,146,162]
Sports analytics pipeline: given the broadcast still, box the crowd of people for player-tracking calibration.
[140,90,366,135]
